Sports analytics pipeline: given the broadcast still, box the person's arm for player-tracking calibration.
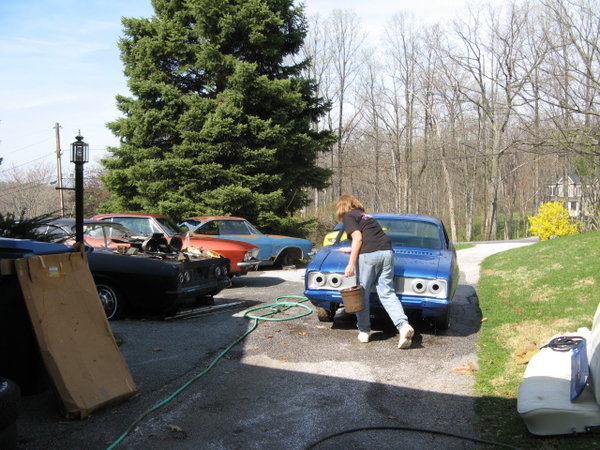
[344,229,362,277]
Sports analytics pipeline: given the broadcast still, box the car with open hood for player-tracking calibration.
[0,236,231,320]
[304,213,459,329]
[92,213,260,276]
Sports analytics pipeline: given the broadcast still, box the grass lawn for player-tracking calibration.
[474,231,600,449]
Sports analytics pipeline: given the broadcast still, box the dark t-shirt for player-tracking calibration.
[342,209,392,254]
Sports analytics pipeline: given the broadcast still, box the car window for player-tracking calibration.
[84,224,106,238]
[41,225,69,242]
[243,221,263,235]
[102,224,130,238]
[197,221,219,235]
[111,218,153,236]
[219,220,248,234]
[377,219,442,250]
[179,220,201,232]
[156,217,181,235]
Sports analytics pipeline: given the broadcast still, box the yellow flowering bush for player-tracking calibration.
[528,201,579,240]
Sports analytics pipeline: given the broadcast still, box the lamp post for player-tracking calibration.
[70,132,89,243]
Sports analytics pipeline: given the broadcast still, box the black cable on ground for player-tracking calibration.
[304,425,522,450]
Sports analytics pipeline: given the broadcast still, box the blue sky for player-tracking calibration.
[0,0,489,175]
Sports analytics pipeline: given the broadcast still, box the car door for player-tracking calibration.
[219,220,274,261]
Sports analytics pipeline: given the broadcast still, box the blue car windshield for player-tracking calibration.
[378,219,442,250]
[340,218,442,250]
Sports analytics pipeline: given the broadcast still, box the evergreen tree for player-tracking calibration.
[102,0,334,234]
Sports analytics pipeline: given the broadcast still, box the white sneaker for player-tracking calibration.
[398,323,414,349]
[358,331,370,343]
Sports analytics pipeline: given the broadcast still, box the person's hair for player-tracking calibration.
[335,195,364,221]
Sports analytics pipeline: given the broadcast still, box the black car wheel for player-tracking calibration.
[0,377,20,450]
[316,305,337,322]
[96,282,127,320]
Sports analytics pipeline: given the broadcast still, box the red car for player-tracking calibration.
[92,213,260,276]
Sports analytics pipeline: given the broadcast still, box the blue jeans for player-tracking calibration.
[355,250,408,332]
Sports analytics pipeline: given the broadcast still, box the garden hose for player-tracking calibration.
[106,295,312,450]
[106,295,519,450]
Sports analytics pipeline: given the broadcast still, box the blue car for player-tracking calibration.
[179,216,314,267]
[304,213,459,329]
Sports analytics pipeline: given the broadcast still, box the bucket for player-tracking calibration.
[340,285,365,313]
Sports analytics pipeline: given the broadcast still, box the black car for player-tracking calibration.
[0,237,230,320]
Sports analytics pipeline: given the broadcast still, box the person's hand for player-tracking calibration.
[344,264,354,277]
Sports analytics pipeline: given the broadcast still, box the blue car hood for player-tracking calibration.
[309,245,443,279]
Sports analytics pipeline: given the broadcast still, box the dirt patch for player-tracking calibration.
[497,318,577,366]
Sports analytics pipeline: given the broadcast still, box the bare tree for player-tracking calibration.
[542,0,600,157]
[0,164,62,217]
[450,2,541,239]
[326,9,367,201]
[419,24,462,241]
[383,14,421,212]
[356,49,386,210]
[299,1,600,240]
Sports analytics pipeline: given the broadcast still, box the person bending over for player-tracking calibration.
[336,194,414,348]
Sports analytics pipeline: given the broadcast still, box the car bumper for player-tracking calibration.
[166,277,230,299]
[233,258,261,275]
[237,260,260,268]
[304,289,451,318]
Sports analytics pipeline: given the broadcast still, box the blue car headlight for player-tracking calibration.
[307,271,357,290]
[397,277,448,298]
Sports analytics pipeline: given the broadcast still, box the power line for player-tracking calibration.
[0,176,56,200]
[0,136,53,157]
[0,152,55,175]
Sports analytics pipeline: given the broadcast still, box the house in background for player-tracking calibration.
[546,172,586,217]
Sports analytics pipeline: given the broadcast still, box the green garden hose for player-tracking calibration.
[106,295,311,450]
[106,295,518,450]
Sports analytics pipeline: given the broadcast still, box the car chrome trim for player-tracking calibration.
[395,277,448,299]
[307,271,357,290]
[237,261,261,268]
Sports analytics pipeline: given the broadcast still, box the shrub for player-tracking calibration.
[528,201,579,240]
[0,211,59,241]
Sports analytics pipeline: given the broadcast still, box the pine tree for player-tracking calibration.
[102,0,334,233]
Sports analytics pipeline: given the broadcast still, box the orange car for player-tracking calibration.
[92,213,260,276]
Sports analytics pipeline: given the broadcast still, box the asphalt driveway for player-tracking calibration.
[14,239,536,449]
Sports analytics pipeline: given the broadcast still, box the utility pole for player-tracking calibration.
[54,122,65,216]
